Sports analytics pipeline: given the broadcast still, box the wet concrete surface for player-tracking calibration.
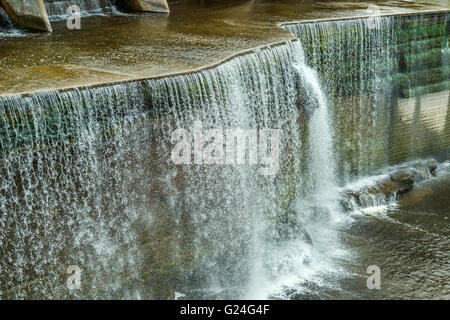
[0,0,449,96]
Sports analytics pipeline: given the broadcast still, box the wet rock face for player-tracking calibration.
[390,170,415,194]
[0,6,13,29]
[367,178,400,195]
[118,0,169,13]
[0,0,51,31]
[390,159,438,194]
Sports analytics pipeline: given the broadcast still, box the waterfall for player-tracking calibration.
[295,59,337,200]
[295,45,344,227]
[44,0,119,19]
[1,11,448,299]
[285,12,449,182]
[2,40,347,299]
[0,83,152,299]
[285,17,397,181]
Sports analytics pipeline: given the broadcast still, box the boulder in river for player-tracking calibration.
[118,0,170,13]
[342,177,399,209]
[0,0,51,32]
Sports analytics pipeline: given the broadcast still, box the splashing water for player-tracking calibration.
[0,6,23,38]
[285,13,449,180]
[245,43,348,299]
[44,0,120,20]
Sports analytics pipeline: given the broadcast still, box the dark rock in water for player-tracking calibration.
[118,0,170,13]
[342,177,400,209]
[390,170,415,194]
[342,160,440,211]
[424,159,438,175]
[367,178,399,195]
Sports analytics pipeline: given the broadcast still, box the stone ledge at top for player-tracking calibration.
[0,0,51,31]
[118,0,170,13]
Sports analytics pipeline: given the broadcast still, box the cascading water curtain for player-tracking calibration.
[1,40,348,299]
[44,0,118,19]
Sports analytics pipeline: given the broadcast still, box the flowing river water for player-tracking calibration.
[0,1,449,299]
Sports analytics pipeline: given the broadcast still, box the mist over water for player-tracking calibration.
[0,6,23,38]
[0,7,12,30]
